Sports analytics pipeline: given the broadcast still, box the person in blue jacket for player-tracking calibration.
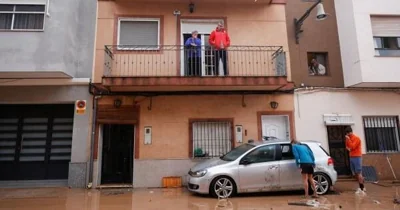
[291,139,318,198]
[185,30,202,76]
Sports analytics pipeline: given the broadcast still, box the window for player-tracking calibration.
[363,116,400,153]
[191,121,232,158]
[244,145,277,164]
[117,18,160,50]
[373,37,400,56]
[307,52,328,76]
[0,4,45,31]
[371,16,400,57]
[280,144,294,160]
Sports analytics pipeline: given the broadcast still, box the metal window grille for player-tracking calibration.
[192,121,232,158]
[363,116,400,153]
[0,4,45,30]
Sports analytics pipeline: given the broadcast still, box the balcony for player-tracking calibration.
[100,45,292,93]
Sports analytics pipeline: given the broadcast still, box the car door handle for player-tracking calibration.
[268,165,278,170]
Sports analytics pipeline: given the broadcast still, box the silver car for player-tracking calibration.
[187,140,337,198]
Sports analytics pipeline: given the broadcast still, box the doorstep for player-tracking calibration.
[97,184,133,189]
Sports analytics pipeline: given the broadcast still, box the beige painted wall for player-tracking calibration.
[94,1,291,82]
[98,94,294,159]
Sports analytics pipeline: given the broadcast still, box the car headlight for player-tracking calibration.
[190,170,207,177]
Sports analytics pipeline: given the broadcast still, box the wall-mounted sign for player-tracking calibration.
[75,100,86,115]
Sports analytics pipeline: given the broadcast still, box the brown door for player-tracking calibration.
[327,126,351,176]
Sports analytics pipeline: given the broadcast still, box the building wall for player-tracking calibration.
[0,0,97,78]
[94,1,291,82]
[286,0,344,87]
[0,86,93,188]
[93,94,294,187]
[294,89,400,179]
[334,0,400,87]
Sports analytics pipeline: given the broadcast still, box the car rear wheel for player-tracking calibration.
[310,173,331,195]
[210,176,236,198]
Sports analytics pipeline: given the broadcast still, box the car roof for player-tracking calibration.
[247,139,321,146]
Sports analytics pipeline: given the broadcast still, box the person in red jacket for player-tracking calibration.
[345,126,366,195]
[209,22,230,76]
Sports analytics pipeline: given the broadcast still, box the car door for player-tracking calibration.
[237,144,280,192]
[278,144,303,190]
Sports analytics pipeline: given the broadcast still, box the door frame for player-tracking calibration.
[178,17,227,76]
[257,111,295,141]
[96,123,136,186]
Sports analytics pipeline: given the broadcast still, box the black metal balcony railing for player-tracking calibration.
[104,45,286,77]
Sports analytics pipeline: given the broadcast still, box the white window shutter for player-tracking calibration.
[371,16,400,37]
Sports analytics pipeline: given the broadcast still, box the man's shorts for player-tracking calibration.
[300,163,314,174]
[350,157,362,175]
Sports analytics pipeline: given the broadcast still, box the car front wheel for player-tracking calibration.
[311,173,331,195]
[210,176,236,198]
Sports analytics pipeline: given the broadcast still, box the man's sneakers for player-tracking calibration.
[355,188,367,195]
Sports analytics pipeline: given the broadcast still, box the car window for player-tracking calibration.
[220,144,255,161]
[244,145,276,164]
[280,144,294,160]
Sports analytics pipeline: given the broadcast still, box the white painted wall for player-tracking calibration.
[294,89,400,154]
[334,0,400,87]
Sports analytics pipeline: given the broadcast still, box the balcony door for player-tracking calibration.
[180,20,224,77]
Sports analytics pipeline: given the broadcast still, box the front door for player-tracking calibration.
[261,115,290,140]
[327,126,351,176]
[238,144,280,192]
[101,124,134,184]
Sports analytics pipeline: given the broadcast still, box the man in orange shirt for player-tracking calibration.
[345,126,366,194]
[209,22,230,76]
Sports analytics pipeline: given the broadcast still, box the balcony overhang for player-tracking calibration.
[96,76,294,95]
[0,71,72,79]
[104,0,281,4]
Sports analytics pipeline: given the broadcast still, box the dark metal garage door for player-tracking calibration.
[0,104,74,181]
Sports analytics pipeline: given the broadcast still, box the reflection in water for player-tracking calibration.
[0,186,399,210]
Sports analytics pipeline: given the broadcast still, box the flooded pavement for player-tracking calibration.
[0,181,399,210]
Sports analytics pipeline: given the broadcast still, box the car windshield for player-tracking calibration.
[220,144,255,161]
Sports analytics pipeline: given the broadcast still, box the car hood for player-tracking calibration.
[190,158,229,172]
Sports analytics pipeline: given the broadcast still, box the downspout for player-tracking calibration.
[87,95,100,188]
[46,0,51,17]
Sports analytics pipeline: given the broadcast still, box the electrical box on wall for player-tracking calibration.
[235,125,243,143]
[144,126,152,145]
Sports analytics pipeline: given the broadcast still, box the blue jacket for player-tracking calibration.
[185,37,201,57]
[292,144,315,167]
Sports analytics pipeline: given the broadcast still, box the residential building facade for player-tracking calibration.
[289,0,400,179]
[0,0,96,188]
[91,0,294,188]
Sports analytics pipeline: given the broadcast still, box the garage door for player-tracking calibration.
[0,104,74,181]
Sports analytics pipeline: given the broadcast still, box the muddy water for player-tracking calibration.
[0,182,398,210]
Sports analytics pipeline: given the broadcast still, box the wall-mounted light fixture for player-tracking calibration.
[294,0,328,44]
[270,101,279,109]
[189,2,195,13]
[114,99,122,108]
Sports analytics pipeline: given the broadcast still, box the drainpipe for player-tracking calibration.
[46,0,51,17]
[87,95,100,188]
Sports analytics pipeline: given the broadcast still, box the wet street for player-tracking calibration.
[0,181,399,210]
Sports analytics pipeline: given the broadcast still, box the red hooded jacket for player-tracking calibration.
[209,27,231,50]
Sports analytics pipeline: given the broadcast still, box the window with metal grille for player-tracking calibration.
[0,4,45,31]
[363,116,400,153]
[191,121,233,158]
[117,18,160,50]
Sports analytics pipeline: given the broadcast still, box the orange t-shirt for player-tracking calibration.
[346,134,362,157]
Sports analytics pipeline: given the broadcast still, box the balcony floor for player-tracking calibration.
[100,76,293,93]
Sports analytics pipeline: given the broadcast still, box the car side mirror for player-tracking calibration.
[240,157,252,165]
